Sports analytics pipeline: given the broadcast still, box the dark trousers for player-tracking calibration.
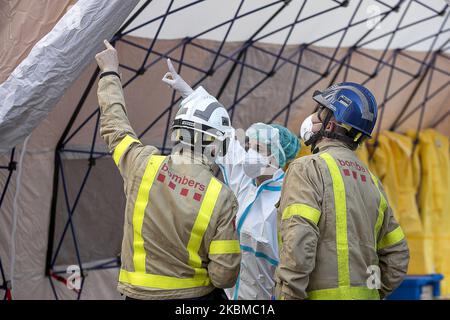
[125,288,228,301]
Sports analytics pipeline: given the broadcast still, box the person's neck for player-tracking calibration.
[173,147,214,166]
[256,175,272,187]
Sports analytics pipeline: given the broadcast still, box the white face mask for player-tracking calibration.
[243,149,277,179]
[300,114,314,142]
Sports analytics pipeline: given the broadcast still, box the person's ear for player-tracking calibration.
[268,153,280,168]
[326,121,335,131]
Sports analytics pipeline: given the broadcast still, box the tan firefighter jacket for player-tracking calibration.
[97,74,241,300]
[276,140,409,300]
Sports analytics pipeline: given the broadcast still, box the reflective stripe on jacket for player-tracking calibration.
[98,75,241,299]
[276,140,409,300]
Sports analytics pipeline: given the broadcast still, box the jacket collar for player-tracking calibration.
[271,168,285,184]
[316,139,352,153]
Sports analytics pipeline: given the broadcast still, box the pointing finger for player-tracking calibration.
[167,58,177,75]
[104,39,115,50]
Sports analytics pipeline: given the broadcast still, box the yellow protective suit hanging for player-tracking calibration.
[410,129,450,296]
[370,131,431,275]
[355,141,370,168]
[298,140,312,157]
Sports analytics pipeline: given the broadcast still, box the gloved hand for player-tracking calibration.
[95,40,119,73]
[162,58,194,98]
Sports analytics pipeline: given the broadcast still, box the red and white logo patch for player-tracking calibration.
[156,163,206,202]
[339,159,367,183]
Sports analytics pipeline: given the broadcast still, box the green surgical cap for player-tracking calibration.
[246,123,300,168]
[270,124,300,167]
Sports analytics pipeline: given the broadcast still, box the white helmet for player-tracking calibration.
[172,86,232,148]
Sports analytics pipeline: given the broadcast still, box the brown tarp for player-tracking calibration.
[0,0,75,83]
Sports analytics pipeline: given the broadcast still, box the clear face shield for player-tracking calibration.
[171,126,230,163]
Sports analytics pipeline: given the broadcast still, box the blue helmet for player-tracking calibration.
[312,82,378,137]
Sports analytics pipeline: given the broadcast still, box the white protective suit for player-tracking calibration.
[217,129,283,300]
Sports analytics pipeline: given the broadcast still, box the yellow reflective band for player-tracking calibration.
[370,172,387,244]
[119,269,210,290]
[282,203,321,225]
[278,231,282,250]
[209,240,240,255]
[187,178,222,275]
[132,155,166,273]
[308,286,380,300]
[377,226,405,250]
[113,135,140,166]
[320,153,350,287]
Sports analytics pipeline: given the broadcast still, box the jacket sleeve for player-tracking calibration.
[275,158,323,300]
[376,184,410,299]
[97,75,158,180]
[207,192,241,289]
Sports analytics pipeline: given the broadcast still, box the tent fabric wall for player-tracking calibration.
[0,146,123,300]
[0,0,140,153]
[42,38,450,155]
[127,0,450,51]
[1,37,447,299]
[0,0,72,299]
[0,0,74,83]
[53,158,125,266]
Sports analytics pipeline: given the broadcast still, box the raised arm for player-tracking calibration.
[96,40,157,180]
[161,59,251,195]
[161,58,194,99]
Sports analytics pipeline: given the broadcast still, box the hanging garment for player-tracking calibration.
[411,129,450,296]
[371,131,430,275]
[355,141,370,168]
[298,140,312,158]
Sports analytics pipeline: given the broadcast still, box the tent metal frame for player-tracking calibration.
[0,148,16,300]
[36,0,449,299]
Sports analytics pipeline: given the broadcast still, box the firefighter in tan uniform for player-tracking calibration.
[95,40,240,300]
[276,83,410,300]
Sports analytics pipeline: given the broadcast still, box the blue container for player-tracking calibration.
[387,274,444,300]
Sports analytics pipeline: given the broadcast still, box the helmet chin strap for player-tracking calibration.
[304,111,360,152]
[305,111,333,154]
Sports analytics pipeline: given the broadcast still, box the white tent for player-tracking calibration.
[0,0,449,299]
